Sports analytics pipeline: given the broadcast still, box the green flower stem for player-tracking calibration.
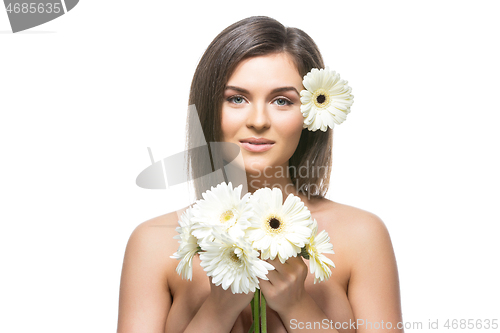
[253,290,260,333]
[261,292,267,333]
[249,297,255,333]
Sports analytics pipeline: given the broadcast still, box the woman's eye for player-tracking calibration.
[274,98,292,106]
[229,96,245,104]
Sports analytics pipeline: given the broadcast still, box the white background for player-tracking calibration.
[1,1,499,332]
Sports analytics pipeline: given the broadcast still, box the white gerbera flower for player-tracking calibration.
[306,219,335,284]
[300,67,354,132]
[170,207,199,281]
[199,230,275,294]
[191,182,252,242]
[247,187,313,264]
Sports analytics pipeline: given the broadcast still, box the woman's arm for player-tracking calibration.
[260,256,340,333]
[259,208,403,333]
[118,214,254,333]
[117,218,172,333]
[346,213,404,333]
[183,280,254,333]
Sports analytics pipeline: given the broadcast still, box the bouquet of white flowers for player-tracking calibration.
[171,182,335,332]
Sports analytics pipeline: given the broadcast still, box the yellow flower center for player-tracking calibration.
[265,214,285,234]
[229,251,240,263]
[220,210,234,223]
[307,243,316,256]
[313,89,331,109]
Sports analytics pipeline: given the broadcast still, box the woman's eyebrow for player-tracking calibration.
[225,86,249,94]
[224,86,300,95]
[270,86,300,95]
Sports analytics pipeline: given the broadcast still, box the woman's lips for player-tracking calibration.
[240,138,275,152]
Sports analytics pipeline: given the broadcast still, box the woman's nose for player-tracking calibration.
[246,102,271,131]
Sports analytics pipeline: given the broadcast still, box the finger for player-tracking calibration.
[265,268,288,286]
[266,257,287,273]
[267,256,303,275]
[259,278,272,291]
[268,256,308,283]
[286,255,307,267]
[282,256,309,279]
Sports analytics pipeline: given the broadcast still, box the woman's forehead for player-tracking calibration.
[226,53,303,91]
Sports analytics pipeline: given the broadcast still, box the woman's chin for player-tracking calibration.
[243,157,290,177]
[242,158,270,173]
[244,164,265,177]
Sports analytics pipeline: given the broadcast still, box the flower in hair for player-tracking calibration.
[300,67,354,132]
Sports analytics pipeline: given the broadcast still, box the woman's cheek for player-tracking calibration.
[281,113,304,144]
[220,110,240,140]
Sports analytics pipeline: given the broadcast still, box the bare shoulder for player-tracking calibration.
[313,200,403,328]
[135,210,182,230]
[117,209,186,332]
[121,208,190,292]
[127,211,182,255]
[121,210,184,289]
[309,198,388,236]
[307,198,394,264]
[297,197,403,328]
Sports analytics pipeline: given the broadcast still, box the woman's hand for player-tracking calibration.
[258,255,309,315]
[206,276,255,313]
[184,277,254,333]
[259,256,340,332]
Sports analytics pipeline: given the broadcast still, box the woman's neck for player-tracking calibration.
[246,169,298,197]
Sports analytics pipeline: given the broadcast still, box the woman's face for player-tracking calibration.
[221,52,304,177]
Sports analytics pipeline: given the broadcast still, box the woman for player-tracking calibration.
[118,16,403,333]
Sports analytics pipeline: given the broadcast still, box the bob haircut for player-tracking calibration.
[186,16,332,199]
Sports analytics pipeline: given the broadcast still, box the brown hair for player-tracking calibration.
[187,16,332,199]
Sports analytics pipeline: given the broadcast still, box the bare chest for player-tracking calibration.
[165,255,354,333]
